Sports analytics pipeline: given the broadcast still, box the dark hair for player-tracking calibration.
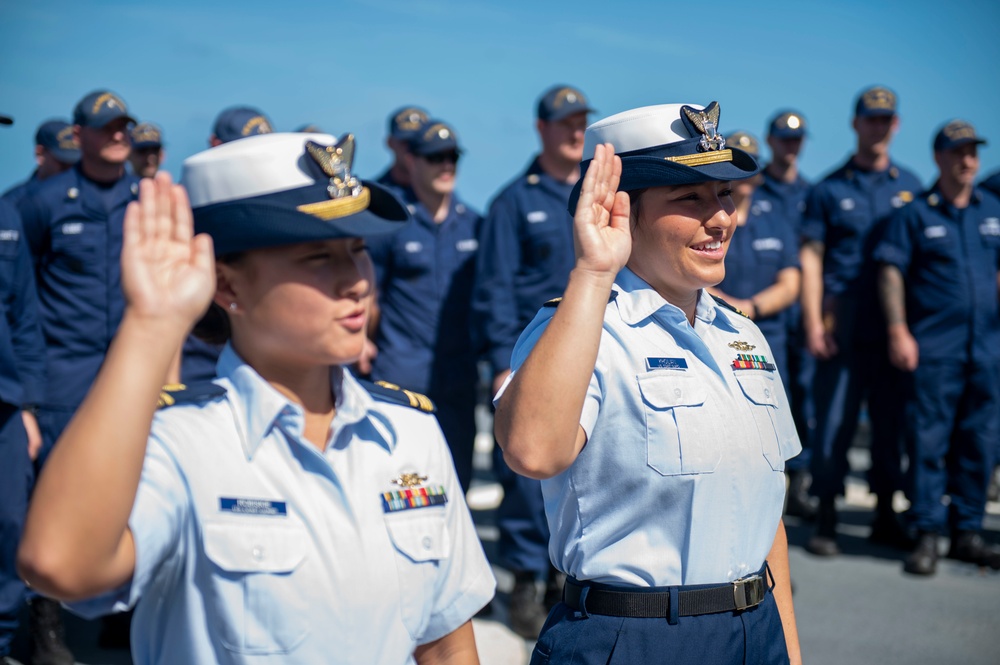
[191,252,245,344]
[627,188,649,230]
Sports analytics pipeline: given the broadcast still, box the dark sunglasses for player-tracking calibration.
[422,151,461,165]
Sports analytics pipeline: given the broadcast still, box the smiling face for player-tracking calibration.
[219,237,375,370]
[626,181,736,304]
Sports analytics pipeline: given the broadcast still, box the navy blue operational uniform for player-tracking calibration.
[17,164,139,465]
[2,173,42,211]
[875,186,1000,540]
[980,169,1000,198]
[471,157,575,578]
[0,200,46,660]
[801,159,922,507]
[368,189,482,492]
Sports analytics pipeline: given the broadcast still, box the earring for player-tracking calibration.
[229,302,237,312]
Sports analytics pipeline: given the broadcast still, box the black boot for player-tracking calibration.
[869,498,915,550]
[28,597,74,665]
[903,532,939,576]
[947,531,1000,570]
[508,571,548,640]
[806,499,840,556]
[785,470,817,520]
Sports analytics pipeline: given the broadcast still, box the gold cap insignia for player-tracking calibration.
[92,92,127,115]
[681,102,725,152]
[56,126,79,150]
[728,340,756,352]
[862,87,896,111]
[392,472,428,488]
[394,107,428,132]
[299,134,372,220]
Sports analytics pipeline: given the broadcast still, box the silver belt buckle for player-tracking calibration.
[733,574,765,611]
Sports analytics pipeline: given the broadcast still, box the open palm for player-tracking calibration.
[120,173,216,327]
[573,143,632,278]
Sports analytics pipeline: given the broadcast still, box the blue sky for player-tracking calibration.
[2,0,999,211]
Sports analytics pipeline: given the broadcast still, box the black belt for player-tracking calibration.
[562,564,771,621]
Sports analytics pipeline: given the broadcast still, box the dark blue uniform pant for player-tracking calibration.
[0,404,31,656]
[530,590,788,664]
[430,392,477,494]
[493,444,551,575]
[810,341,906,501]
[906,359,999,533]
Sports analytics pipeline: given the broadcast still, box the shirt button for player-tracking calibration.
[673,388,682,398]
[422,537,433,550]
[252,546,265,561]
[764,389,771,398]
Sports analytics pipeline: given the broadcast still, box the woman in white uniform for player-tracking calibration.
[495,103,802,664]
[18,132,495,665]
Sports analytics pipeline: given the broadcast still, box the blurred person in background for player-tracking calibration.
[15,88,141,665]
[128,122,165,179]
[367,120,482,492]
[2,120,80,208]
[799,86,922,557]
[375,106,430,193]
[471,84,592,638]
[759,111,817,519]
[875,120,1000,576]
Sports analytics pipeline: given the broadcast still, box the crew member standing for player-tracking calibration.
[758,111,816,518]
[875,120,1000,575]
[16,88,140,665]
[375,106,430,192]
[128,122,165,179]
[367,120,482,492]
[2,120,80,208]
[0,198,46,665]
[800,86,922,556]
[471,85,592,638]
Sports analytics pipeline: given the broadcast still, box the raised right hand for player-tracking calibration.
[121,172,216,329]
[572,143,632,279]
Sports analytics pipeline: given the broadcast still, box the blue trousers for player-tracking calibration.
[906,359,999,533]
[785,323,816,472]
[429,392,477,494]
[810,341,906,501]
[493,444,551,575]
[0,404,31,655]
[530,588,788,664]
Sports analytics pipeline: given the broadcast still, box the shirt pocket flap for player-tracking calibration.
[203,522,307,573]
[637,373,707,409]
[385,512,450,563]
[735,373,778,407]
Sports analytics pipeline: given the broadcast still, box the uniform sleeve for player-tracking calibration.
[496,306,603,438]
[872,207,913,273]
[66,428,189,618]
[418,426,496,644]
[800,185,827,245]
[471,193,523,375]
[0,202,45,405]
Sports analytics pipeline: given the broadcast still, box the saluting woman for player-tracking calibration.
[18,132,494,665]
[495,103,803,664]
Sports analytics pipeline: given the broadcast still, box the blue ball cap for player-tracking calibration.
[130,122,163,150]
[182,132,410,256]
[72,90,135,128]
[408,120,461,156]
[388,106,430,141]
[933,119,987,152]
[726,131,761,158]
[568,102,760,213]
[767,110,807,139]
[855,86,898,117]
[212,106,274,144]
[537,85,594,122]
[35,119,81,164]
